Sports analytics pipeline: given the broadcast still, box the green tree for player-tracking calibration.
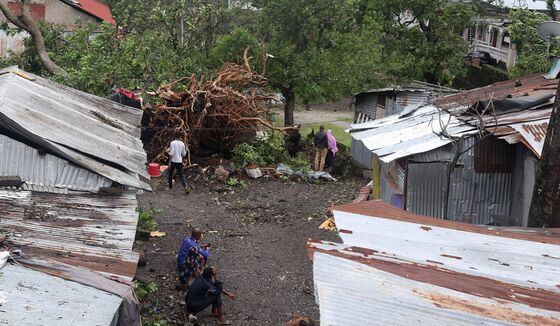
[1,0,235,96]
[254,0,381,126]
[508,9,549,78]
[371,0,477,85]
[210,27,262,69]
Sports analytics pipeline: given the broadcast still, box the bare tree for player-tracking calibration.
[528,83,560,227]
[0,0,67,77]
[432,96,497,220]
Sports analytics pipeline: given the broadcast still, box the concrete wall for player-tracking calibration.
[0,0,99,57]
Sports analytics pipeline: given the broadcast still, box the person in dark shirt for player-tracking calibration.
[313,125,328,171]
[186,267,236,325]
[284,126,302,157]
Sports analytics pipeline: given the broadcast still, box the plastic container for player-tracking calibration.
[148,163,161,177]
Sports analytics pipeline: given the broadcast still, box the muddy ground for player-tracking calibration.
[136,171,364,325]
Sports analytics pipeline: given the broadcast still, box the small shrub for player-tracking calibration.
[232,132,311,172]
[134,280,158,300]
[136,208,161,239]
[226,177,247,188]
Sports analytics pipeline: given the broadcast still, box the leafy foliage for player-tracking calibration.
[210,27,263,69]
[253,0,382,125]
[226,177,247,187]
[136,208,161,235]
[133,280,158,300]
[371,0,477,84]
[508,9,550,78]
[232,132,310,171]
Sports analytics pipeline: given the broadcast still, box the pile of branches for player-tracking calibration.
[145,49,289,164]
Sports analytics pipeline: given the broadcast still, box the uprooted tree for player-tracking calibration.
[145,49,293,164]
[0,0,67,77]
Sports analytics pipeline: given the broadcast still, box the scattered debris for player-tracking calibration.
[245,167,263,179]
[214,165,230,182]
[276,164,337,182]
[319,217,337,231]
[150,231,166,238]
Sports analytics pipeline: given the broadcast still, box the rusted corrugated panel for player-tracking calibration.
[0,190,139,279]
[309,200,560,325]
[406,162,447,218]
[435,74,558,110]
[309,241,560,326]
[511,120,549,158]
[0,264,122,326]
[0,134,112,193]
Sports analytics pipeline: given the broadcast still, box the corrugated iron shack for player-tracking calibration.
[351,81,458,168]
[0,67,150,325]
[349,73,558,226]
[308,200,560,326]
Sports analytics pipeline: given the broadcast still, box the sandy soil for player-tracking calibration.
[136,173,363,325]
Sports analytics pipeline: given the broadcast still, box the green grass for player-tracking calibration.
[300,122,351,147]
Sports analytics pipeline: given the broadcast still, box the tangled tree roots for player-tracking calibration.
[145,49,292,164]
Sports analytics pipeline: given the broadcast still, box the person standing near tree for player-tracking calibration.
[314,125,328,171]
[168,130,190,193]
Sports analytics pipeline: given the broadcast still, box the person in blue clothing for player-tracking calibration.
[186,266,236,325]
[177,228,210,285]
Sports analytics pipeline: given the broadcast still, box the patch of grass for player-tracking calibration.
[300,122,351,147]
[335,116,354,123]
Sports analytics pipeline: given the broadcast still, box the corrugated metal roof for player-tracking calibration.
[0,68,150,191]
[0,134,112,193]
[490,0,560,11]
[0,190,140,280]
[308,200,560,325]
[349,74,558,163]
[511,120,549,158]
[0,263,122,326]
[60,0,116,25]
[355,81,458,96]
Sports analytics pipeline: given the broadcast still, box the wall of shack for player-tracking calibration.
[376,137,536,226]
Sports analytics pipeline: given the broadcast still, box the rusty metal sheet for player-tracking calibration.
[435,74,558,110]
[309,240,560,326]
[511,120,549,158]
[308,200,560,325]
[0,190,139,280]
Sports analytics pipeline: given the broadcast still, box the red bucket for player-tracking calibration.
[148,163,160,177]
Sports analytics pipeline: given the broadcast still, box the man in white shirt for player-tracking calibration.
[168,131,189,192]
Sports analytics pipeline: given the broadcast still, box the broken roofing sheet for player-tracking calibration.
[0,190,140,280]
[0,68,150,190]
[0,263,123,326]
[308,200,560,326]
[349,75,558,162]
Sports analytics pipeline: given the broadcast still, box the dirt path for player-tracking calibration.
[136,176,363,325]
[270,97,354,129]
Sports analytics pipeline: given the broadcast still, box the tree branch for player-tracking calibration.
[0,0,67,77]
